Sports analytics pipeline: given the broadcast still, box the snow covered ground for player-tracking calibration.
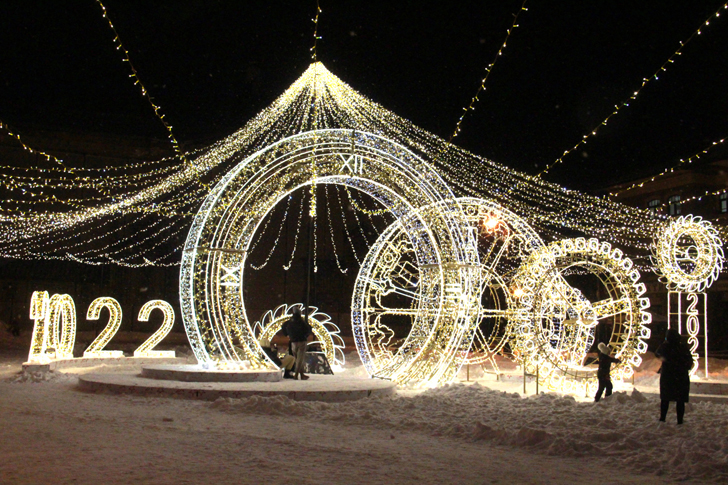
[1,340,727,484]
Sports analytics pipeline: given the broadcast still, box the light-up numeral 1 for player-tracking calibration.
[84,297,124,358]
[27,291,50,363]
[133,300,176,358]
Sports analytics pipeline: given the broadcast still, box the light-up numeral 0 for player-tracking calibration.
[48,294,77,359]
[133,300,175,358]
[27,292,76,363]
[84,297,124,358]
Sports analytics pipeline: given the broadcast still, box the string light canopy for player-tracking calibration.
[0,62,689,268]
[7,62,724,389]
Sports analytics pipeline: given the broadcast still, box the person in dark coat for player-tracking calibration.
[594,342,620,402]
[656,328,693,424]
[281,307,312,380]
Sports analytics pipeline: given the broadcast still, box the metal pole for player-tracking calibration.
[704,293,709,378]
[305,210,313,322]
[523,366,526,395]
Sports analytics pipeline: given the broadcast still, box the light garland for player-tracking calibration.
[448,0,528,143]
[609,138,727,198]
[538,2,728,178]
[0,63,690,267]
[94,0,187,165]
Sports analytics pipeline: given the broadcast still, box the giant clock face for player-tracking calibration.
[352,197,544,381]
[179,129,482,384]
[652,215,724,293]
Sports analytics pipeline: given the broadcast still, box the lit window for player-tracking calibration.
[647,199,660,211]
[720,192,728,213]
[668,195,681,215]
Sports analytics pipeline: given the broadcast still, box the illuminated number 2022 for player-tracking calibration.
[26,292,176,363]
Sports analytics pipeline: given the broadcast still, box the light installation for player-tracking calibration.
[134,300,176,358]
[352,197,543,381]
[26,293,177,363]
[653,215,724,377]
[510,238,651,394]
[6,64,725,390]
[253,303,345,370]
[179,128,481,384]
[83,297,124,358]
[28,291,76,363]
[2,63,709,267]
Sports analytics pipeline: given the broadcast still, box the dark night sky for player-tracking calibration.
[0,1,727,190]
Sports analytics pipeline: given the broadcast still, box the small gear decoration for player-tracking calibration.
[253,303,345,369]
[652,215,724,293]
[510,237,652,394]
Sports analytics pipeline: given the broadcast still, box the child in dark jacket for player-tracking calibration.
[595,342,620,402]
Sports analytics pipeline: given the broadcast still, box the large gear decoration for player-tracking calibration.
[652,215,724,292]
[510,237,651,394]
[252,303,345,369]
[352,197,543,380]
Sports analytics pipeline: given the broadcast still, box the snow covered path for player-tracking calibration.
[1,351,727,484]
[0,377,651,485]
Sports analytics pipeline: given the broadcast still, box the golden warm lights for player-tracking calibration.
[26,293,176,363]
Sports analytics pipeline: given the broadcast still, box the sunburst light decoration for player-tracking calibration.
[652,215,724,293]
[253,303,345,370]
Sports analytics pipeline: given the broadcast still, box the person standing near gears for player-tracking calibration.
[282,307,312,380]
[656,328,693,424]
[594,342,620,402]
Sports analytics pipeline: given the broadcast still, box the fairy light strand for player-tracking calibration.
[94,0,188,165]
[609,137,727,197]
[538,2,728,178]
[448,0,528,144]
[310,0,322,61]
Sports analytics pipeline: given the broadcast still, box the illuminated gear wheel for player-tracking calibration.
[510,237,651,394]
[652,215,724,293]
[352,197,543,381]
[252,303,345,369]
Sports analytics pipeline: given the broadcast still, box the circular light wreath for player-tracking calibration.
[180,129,476,381]
[510,237,651,394]
[352,197,543,383]
[652,214,724,293]
[253,303,345,369]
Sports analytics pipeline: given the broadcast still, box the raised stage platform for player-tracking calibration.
[78,370,396,402]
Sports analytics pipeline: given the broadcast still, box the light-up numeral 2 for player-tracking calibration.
[133,300,176,358]
[83,297,124,358]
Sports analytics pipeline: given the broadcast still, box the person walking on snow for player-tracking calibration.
[594,342,620,402]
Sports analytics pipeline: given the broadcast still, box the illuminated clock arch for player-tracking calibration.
[179,129,477,383]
